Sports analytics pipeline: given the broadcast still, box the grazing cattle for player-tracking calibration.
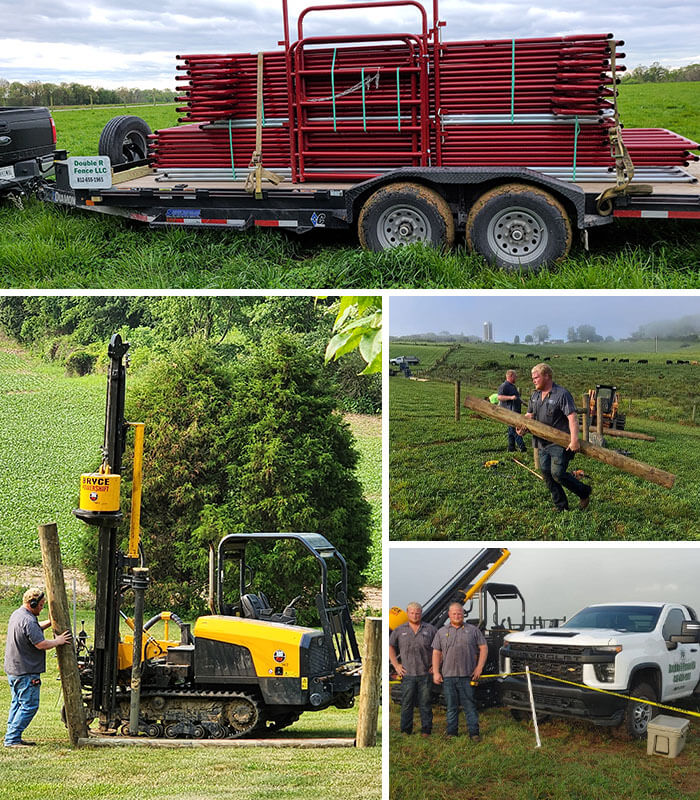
[692,361,698,366]
[526,353,535,358]
[553,354,560,358]
[620,358,629,363]
[637,359,648,364]
[610,358,615,362]
[577,356,583,360]
[510,354,515,359]
[676,360,685,364]
[602,358,608,362]
[543,357,551,362]
[588,357,597,362]
[666,360,673,365]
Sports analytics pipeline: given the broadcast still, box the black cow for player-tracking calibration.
[667,360,673,365]
[637,359,648,364]
[588,357,597,361]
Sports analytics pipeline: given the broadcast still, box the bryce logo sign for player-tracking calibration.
[273,650,286,663]
[67,156,112,189]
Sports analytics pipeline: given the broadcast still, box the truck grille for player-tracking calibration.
[509,643,585,683]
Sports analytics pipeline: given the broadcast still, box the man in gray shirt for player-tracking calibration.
[389,602,437,736]
[517,363,592,512]
[4,587,71,747]
[432,602,488,740]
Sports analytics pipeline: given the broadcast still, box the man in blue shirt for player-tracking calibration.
[4,588,72,747]
[517,363,592,512]
[497,370,526,452]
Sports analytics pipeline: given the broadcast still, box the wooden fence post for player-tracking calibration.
[581,393,589,442]
[454,381,461,422]
[356,617,381,748]
[596,396,603,436]
[38,522,88,746]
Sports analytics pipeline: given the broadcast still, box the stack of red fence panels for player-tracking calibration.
[149,32,696,179]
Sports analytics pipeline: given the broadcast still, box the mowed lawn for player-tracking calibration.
[0,604,381,800]
[389,703,699,800]
[0,84,698,289]
[389,341,700,539]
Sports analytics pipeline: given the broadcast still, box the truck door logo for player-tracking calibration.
[273,650,286,663]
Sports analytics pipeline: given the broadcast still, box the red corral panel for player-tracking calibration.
[148,1,698,181]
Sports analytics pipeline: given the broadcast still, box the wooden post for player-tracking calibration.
[454,380,461,422]
[581,393,589,442]
[533,447,540,472]
[38,522,88,746]
[596,396,603,436]
[693,404,697,424]
[461,396,675,488]
[602,428,655,442]
[356,617,381,748]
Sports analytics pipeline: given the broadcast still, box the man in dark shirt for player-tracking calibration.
[389,602,437,736]
[517,363,592,512]
[432,603,488,740]
[497,369,526,452]
[4,588,71,747]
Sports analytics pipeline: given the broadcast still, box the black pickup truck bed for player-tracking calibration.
[0,106,57,192]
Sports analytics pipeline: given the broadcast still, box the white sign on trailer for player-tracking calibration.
[67,156,112,189]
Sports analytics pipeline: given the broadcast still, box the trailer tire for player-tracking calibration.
[623,680,657,739]
[98,115,151,165]
[466,183,572,271]
[358,182,454,251]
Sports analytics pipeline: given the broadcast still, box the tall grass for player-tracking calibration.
[0,87,698,288]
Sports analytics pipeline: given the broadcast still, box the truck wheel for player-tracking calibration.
[358,182,455,251]
[466,183,572,271]
[625,681,657,738]
[98,115,151,165]
[613,413,626,430]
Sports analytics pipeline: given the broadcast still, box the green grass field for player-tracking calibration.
[0,604,381,800]
[0,338,381,587]
[389,703,698,800]
[0,86,698,289]
[389,340,700,539]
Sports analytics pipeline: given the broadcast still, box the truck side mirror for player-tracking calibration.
[670,620,700,644]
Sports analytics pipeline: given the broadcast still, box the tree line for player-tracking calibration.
[0,78,174,108]
[621,62,700,84]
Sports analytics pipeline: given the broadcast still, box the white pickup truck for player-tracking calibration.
[500,602,700,737]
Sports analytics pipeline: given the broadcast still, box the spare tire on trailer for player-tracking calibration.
[466,182,572,271]
[98,115,151,166]
[358,182,455,251]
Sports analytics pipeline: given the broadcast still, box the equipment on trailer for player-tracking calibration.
[73,334,361,739]
[587,384,625,429]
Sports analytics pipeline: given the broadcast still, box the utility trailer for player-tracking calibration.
[38,159,700,270]
[16,0,700,269]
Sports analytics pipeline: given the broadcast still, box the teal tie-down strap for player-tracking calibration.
[331,48,338,132]
[396,67,401,132]
[573,115,580,181]
[511,39,515,123]
[228,119,236,180]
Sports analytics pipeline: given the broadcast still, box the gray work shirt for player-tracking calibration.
[527,382,577,448]
[498,380,522,414]
[4,606,46,675]
[389,621,438,676]
[432,623,487,678]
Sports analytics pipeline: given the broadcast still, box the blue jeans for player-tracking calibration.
[538,443,589,510]
[400,674,432,734]
[5,674,41,745]
[507,427,525,450]
[443,676,479,736]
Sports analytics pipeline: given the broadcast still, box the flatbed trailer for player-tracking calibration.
[36,157,700,270]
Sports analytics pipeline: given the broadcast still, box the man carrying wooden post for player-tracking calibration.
[516,363,593,513]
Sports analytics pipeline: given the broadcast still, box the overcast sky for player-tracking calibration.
[389,545,700,623]
[389,294,700,342]
[1,0,698,89]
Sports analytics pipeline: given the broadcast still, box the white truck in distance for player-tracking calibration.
[500,602,700,738]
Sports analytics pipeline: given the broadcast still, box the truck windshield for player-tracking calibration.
[563,605,662,633]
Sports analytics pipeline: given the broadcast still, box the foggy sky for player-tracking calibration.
[1,0,698,89]
[389,545,700,623]
[389,294,700,342]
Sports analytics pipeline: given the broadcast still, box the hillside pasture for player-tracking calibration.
[0,86,699,289]
[0,338,381,585]
[389,341,700,539]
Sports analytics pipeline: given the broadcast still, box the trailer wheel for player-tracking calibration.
[466,183,572,271]
[358,182,455,251]
[98,115,151,165]
[624,681,657,739]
